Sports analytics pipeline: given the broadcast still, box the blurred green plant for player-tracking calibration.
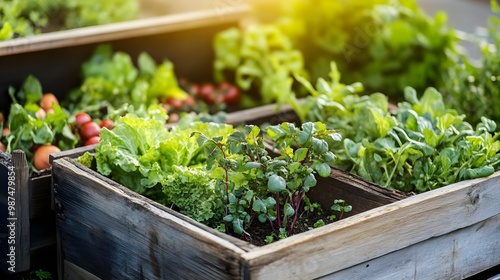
[272,0,459,99]
[0,0,138,41]
[441,0,500,125]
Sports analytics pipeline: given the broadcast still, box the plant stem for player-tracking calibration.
[275,193,281,229]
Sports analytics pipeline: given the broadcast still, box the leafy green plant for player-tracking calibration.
[5,75,77,169]
[0,0,138,41]
[330,199,352,220]
[287,64,500,193]
[272,0,459,98]
[195,121,341,238]
[63,44,188,115]
[442,0,500,125]
[28,269,53,280]
[213,24,308,108]
[88,115,348,243]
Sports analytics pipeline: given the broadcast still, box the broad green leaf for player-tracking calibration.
[266,125,286,140]
[315,162,331,177]
[284,203,295,217]
[303,174,317,189]
[268,175,287,193]
[244,162,262,170]
[293,148,308,162]
[312,137,328,153]
[253,199,267,212]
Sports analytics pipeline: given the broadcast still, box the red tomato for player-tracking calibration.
[80,122,101,140]
[183,95,196,107]
[99,119,115,130]
[166,98,184,110]
[221,85,240,105]
[84,136,100,146]
[199,83,216,104]
[33,145,61,170]
[75,112,92,127]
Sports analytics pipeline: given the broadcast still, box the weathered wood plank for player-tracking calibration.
[242,171,500,279]
[0,6,249,56]
[11,150,31,272]
[224,104,299,127]
[321,214,500,280]
[53,157,250,280]
[29,176,52,218]
[310,168,410,218]
[63,261,100,280]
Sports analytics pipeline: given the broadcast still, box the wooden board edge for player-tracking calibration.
[63,261,101,280]
[241,171,500,279]
[0,6,249,56]
[324,214,500,280]
[53,156,253,254]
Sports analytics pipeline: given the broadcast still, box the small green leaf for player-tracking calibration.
[258,214,267,223]
[228,193,237,204]
[284,203,295,217]
[298,131,310,145]
[244,161,262,170]
[232,219,244,235]
[303,174,317,189]
[33,123,55,144]
[223,215,234,222]
[312,137,328,153]
[266,125,286,140]
[293,148,308,162]
[268,175,286,193]
[315,163,331,177]
[253,199,267,212]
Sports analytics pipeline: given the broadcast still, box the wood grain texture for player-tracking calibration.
[11,150,30,271]
[0,6,248,56]
[0,152,12,273]
[322,214,500,280]
[29,176,52,218]
[241,171,500,279]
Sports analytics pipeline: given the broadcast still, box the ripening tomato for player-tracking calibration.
[199,83,216,104]
[220,84,240,105]
[75,112,92,127]
[33,145,61,170]
[166,98,184,110]
[0,112,4,124]
[0,142,6,153]
[183,95,196,107]
[80,122,101,140]
[99,119,115,130]
[40,93,59,112]
[84,136,100,146]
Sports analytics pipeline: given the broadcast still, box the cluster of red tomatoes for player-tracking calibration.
[162,80,241,123]
[74,112,115,146]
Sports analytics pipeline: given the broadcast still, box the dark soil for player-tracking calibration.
[234,209,340,247]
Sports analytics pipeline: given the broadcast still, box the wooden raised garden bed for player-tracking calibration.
[51,145,408,280]
[50,141,500,279]
[0,7,248,274]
